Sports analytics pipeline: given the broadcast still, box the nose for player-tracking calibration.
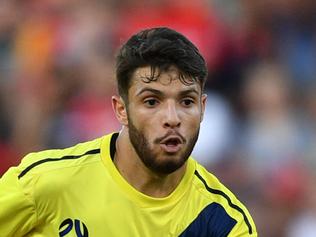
[163,101,181,128]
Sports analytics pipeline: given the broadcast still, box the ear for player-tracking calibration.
[200,94,207,122]
[112,95,128,126]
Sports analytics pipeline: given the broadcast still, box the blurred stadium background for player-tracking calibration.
[1,0,316,236]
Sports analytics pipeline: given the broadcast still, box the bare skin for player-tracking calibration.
[112,66,206,198]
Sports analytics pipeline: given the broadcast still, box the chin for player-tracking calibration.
[148,156,187,175]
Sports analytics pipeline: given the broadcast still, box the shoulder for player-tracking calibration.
[192,162,237,205]
[191,161,257,236]
[13,136,105,205]
[17,136,103,180]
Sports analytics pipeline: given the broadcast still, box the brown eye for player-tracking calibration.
[144,99,159,107]
[182,99,194,107]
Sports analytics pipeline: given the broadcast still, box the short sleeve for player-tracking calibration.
[0,166,37,236]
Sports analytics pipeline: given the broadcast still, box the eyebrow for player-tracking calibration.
[136,87,200,97]
[179,88,199,97]
[136,88,164,97]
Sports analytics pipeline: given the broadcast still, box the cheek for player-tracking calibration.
[183,118,202,137]
[132,109,161,128]
[187,119,201,132]
[182,109,202,125]
[129,113,155,140]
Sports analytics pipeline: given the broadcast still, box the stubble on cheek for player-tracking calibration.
[128,116,200,174]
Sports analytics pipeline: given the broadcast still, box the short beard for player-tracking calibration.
[127,116,199,175]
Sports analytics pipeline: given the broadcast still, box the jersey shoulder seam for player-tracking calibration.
[18,147,101,179]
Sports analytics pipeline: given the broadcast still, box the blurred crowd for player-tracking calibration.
[1,0,316,236]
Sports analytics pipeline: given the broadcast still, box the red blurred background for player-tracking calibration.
[1,1,316,236]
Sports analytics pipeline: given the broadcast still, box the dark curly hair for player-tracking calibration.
[116,27,208,102]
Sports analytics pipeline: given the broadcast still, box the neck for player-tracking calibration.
[113,127,187,198]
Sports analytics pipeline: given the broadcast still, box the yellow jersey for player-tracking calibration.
[0,133,257,236]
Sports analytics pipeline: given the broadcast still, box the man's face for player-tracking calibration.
[126,66,206,175]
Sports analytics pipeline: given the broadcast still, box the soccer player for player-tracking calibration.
[0,27,257,236]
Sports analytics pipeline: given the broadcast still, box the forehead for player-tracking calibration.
[129,66,201,94]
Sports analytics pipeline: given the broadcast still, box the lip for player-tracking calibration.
[159,136,183,153]
[160,143,182,153]
[160,135,183,145]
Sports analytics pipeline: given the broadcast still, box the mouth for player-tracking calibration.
[160,136,183,153]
